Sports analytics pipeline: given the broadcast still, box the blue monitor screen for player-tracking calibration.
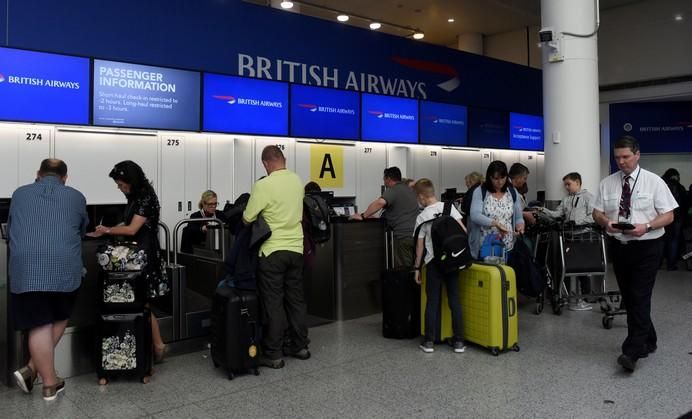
[0,47,89,124]
[420,101,468,146]
[510,112,544,151]
[290,85,359,140]
[468,108,509,149]
[361,94,418,143]
[203,74,288,135]
[93,60,200,130]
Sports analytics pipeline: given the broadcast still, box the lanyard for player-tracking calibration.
[623,167,641,197]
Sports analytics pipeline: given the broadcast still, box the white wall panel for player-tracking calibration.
[386,145,411,178]
[54,130,158,204]
[0,125,20,197]
[440,149,482,192]
[536,153,545,192]
[159,133,186,237]
[355,142,387,213]
[183,134,209,215]
[640,154,692,189]
[519,151,538,202]
[209,134,234,206]
[233,136,254,197]
[411,146,441,196]
[18,126,52,187]
[492,150,520,167]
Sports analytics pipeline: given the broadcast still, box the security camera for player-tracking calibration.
[539,27,554,43]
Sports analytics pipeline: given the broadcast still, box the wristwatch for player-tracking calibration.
[646,223,653,232]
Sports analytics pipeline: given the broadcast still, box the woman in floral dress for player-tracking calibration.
[468,160,525,259]
[92,160,170,363]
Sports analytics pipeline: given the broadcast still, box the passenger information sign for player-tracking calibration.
[93,60,200,130]
[361,93,418,144]
[290,85,359,140]
[203,73,289,136]
[0,47,89,125]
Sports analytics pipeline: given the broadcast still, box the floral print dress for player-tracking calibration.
[126,190,169,299]
[480,191,516,252]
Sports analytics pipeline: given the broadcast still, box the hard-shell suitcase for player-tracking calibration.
[421,263,520,355]
[99,271,147,313]
[96,309,152,384]
[459,263,519,356]
[382,269,420,339]
[209,286,260,379]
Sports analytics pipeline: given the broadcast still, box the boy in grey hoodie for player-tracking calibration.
[539,172,595,310]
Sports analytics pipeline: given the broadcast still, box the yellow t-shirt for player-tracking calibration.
[243,169,304,256]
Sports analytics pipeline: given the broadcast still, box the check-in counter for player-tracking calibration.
[304,218,385,321]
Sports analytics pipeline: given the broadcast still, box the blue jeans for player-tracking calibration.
[424,262,464,342]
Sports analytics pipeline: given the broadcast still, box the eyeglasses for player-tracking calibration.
[204,202,218,207]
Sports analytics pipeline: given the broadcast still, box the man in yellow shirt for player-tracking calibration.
[243,145,309,369]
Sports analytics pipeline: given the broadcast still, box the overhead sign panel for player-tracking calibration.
[509,112,544,151]
[0,47,89,125]
[93,59,200,130]
[361,93,418,144]
[290,85,359,140]
[203,73,288,136]
[420,101,468,146]
[468,108,509,149]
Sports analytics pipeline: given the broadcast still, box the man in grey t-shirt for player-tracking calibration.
[350,167,419,268]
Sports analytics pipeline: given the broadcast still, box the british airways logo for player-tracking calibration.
[424,115,464,126]
[513,125,540,133]
[298,103,355,115]
[368,110,414,121]
[391,56,460,93]
[213,94,283,108]
[0,72,80,89]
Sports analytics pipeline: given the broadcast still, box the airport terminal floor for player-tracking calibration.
[1,269,690,418]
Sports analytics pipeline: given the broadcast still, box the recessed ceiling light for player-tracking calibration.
[448,18,455,23]
[280,1,294,9]
[369,22,382,30]
[674,14,683,21]
[413,31,425,40]
[337,14,349,22]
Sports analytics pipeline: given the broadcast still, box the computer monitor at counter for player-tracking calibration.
[306,192,357,217]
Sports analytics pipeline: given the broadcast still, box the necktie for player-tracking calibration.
[619,175,631,219]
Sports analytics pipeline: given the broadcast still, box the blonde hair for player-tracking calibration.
[198,190,218,210]
[465,171,484,186]
[414,178,435,198]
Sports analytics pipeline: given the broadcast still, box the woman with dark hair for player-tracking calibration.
[90,160,170,363]
[468,161,525,259]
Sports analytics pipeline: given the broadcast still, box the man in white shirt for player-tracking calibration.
[593,135,677,373]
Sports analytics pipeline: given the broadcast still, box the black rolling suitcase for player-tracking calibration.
[210,286,260,379]
[98,271,147,313]
[96,309,152,384]
[381,230,420,339]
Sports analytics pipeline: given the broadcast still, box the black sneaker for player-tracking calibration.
[258,356,285,369]
[285,348,311,360]
[42,377,65,401]
[453,341,467,353]
[419,340,434,353]
[14,365,36,394]
[617,354,636,372]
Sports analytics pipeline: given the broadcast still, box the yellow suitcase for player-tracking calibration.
[421,263,520,355]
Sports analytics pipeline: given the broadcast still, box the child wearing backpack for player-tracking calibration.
[412,178,468,353]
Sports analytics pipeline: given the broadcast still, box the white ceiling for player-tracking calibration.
[249,0,650,47]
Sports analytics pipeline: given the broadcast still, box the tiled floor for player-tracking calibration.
[1,270,691,418]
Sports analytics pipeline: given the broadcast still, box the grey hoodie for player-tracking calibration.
[542,189,595,225]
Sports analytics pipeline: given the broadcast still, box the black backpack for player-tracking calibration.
[415,201,472,274]
[507,237,544,297]
[303,194,331,244]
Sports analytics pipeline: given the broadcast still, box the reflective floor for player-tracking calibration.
[1,269,691,418]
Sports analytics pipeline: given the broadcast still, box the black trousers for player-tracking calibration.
[257,250,308,360]
[609,237,664,360]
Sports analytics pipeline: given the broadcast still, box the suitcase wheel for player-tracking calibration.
[512,344,520,352]
[253,368,260,376]
[227,370,235,380]
[490,348,500,356]
[602,316,614,330]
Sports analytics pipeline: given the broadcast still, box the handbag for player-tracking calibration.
[96,242,148,272]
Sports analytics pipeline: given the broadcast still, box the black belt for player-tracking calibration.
[608,236,662,246]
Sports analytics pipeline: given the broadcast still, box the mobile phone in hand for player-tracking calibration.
[612,222,635,230]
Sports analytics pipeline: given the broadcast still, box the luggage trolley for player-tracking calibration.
[553,223,614,320]
[526,218,559,315]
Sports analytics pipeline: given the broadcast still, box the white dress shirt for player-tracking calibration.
[593,166,678,241]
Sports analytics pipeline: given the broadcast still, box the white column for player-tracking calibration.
[456,33,484,55]
[541,0,600,200]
